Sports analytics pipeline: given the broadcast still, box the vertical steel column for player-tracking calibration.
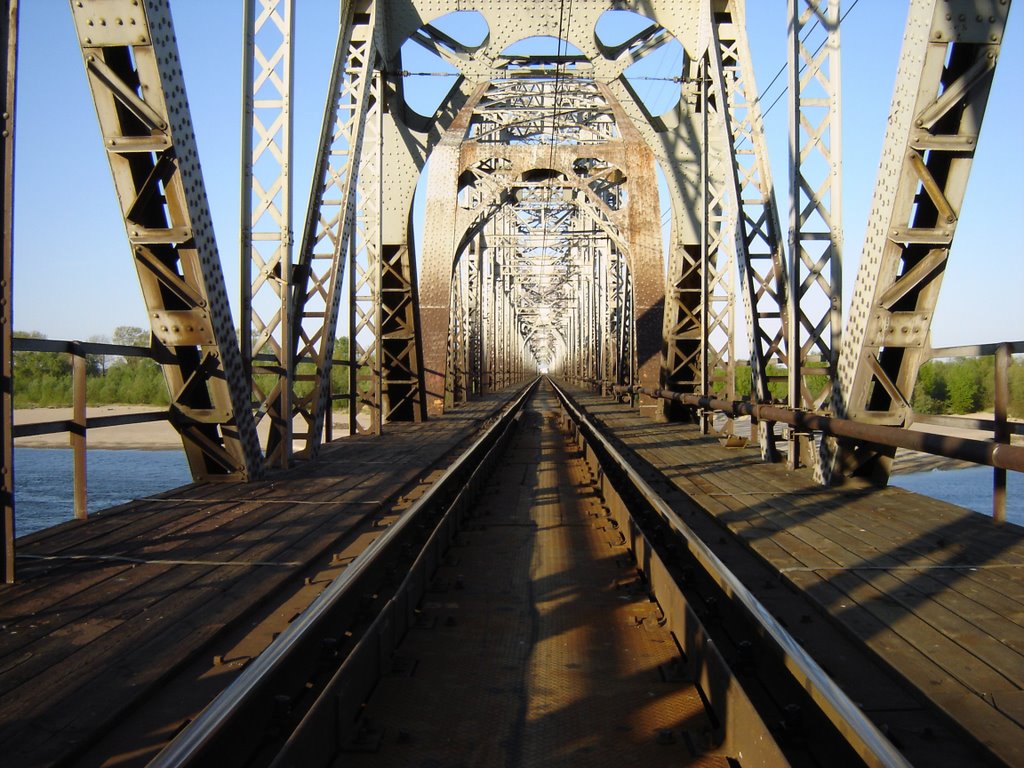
[380,242,426,421]
[349,70,383,435]
[466,234,483,396]
[827,0,1012,483]
[241,0,294,467]
[708,0,790,460]
[446,262,467,406]
[993,343,1012,524]
[291,0,376,454]
[1,0,17,583]
[698,55,737,432]
[787,0,842,469]
[489,228,500,391]
[69,0,261,481]
[661,56,707,421]
[71,350,87,519]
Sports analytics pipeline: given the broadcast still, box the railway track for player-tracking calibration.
[147,379,990,767]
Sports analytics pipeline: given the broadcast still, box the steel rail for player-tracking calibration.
[549,378,912,768]
[619,385,1024,474]
[151,380,539,766]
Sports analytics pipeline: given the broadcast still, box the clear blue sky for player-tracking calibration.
[12,2,1022,354]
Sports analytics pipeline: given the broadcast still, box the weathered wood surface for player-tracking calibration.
[0,392,517,767]
[567,388,1024,767]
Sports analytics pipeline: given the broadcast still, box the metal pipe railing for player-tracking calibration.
[618,386,1024,475]
[599,340,1023,522]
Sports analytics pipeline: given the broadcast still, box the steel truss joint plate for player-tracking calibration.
[932,1,1010,44]
[151,309,216,347]
[70,0,149,47]
[867,310,932,349]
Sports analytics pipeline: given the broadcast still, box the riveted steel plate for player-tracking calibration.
[70,0,149,47]
[150,309,216,347]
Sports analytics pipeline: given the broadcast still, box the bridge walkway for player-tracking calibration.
[560,386,1024,767]
[0,391,520,767]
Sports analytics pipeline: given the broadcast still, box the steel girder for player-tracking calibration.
[662,54,737,429]
[290,0,377,455]
[825,0,1012,484]
[69,0,262,481]
[2,0,17,583]
[787,0,843,471]
[349,70,384,435]
[241,0,294,467]
[707,0,791,460]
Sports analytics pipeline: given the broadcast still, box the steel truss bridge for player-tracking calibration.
[0,1,1023,766]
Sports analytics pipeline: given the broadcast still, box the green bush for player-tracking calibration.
[913,356,1022,418]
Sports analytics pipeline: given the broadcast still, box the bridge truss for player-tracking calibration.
[0,0,1015,579]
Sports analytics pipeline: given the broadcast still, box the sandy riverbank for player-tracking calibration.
[13,406,352,450]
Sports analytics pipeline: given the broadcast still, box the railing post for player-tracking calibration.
[71,346,87,520]
[324,371,333,445]
[993,343,1012,524]
[1,0,17,583]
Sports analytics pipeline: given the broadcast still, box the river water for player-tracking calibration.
[10,447,1023,538]
[13,447,191,537]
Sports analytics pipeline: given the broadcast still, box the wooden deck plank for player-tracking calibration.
[566,388,1024,765]
[0,390,521,765]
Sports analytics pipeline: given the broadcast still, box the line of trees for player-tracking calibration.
[13,328,352,409]
[13,327,166,408]
[913,356,1024,418]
